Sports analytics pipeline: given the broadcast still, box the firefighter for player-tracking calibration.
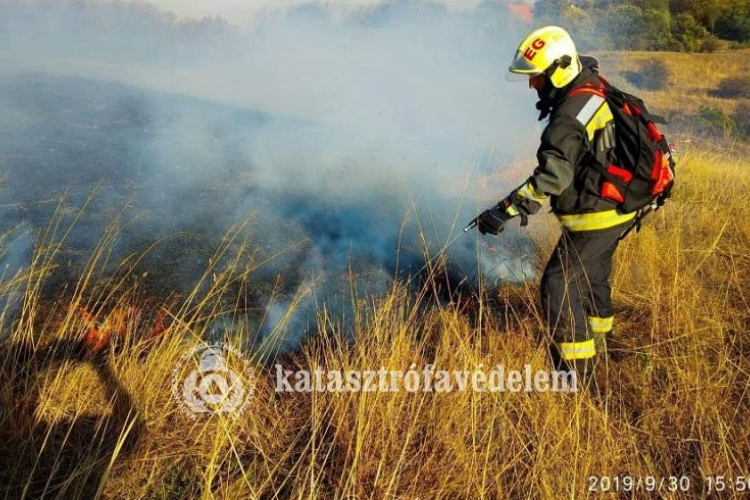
[472,26,634,387]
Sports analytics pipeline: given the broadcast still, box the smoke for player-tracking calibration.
[0,0,542,349]
[0,223,33,334]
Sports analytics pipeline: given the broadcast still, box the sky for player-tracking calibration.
[148,0,494,27]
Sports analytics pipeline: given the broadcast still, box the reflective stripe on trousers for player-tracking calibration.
[588,315,613,334]
[559,338,596,360]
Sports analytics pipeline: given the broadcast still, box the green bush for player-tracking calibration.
[671,12,709,52]
[697,105,738,138]
[700,36,731,53]
[715,4,750,43]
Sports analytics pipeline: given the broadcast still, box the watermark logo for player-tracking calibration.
[274,363,577,393]
[172,342,254,419]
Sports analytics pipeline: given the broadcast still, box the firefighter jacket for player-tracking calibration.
[523,61,636,232]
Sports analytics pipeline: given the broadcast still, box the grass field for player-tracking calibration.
[1,52,750,499]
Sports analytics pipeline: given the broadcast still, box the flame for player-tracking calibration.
[75,296,174,355]
[78,305,132,354]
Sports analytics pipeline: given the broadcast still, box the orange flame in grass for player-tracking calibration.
[77,299,172,355]
[78,305,136,355]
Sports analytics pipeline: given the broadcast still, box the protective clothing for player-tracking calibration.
[499,28,637,385]
[524,59,636,231]
[503,185,543,225]
[475,182,545,234]
[542,225,620,381]
[476,204,511,235]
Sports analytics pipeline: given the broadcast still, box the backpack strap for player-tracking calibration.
[569,83,605,99]
[569,74,608,97]
[568,80,629,196]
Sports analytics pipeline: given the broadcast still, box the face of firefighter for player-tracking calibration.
[531,71,568,103]
[528,73,555,101]
[528,74,546,91]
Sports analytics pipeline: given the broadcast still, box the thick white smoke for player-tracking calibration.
[0,0,543,350]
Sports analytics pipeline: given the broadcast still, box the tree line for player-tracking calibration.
[1,0,736,55]
[534,0,750,51]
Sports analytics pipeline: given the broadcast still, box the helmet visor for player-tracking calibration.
[507,51,542,82]
[505,57,542,82]
[509,51,543,74]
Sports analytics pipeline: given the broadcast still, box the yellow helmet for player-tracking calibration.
[509,26,582,89]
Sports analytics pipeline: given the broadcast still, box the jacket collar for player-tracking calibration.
[536,56,601,121]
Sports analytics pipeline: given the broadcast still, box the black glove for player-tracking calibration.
[475,204,511,235]
[471,184,544,235]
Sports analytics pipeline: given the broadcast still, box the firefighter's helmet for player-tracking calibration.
[508,26,582,89]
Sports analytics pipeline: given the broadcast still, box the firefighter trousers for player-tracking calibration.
[541,225,623,378]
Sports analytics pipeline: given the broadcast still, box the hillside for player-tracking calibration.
[1,52,750,499]
[598,50,750,141]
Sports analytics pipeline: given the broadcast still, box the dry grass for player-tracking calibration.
[2,67,750,500]
[1,140,748,499]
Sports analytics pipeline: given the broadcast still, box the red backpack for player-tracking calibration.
[571,76,676,213]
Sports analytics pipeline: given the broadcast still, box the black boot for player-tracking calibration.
[551,346,599,397]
